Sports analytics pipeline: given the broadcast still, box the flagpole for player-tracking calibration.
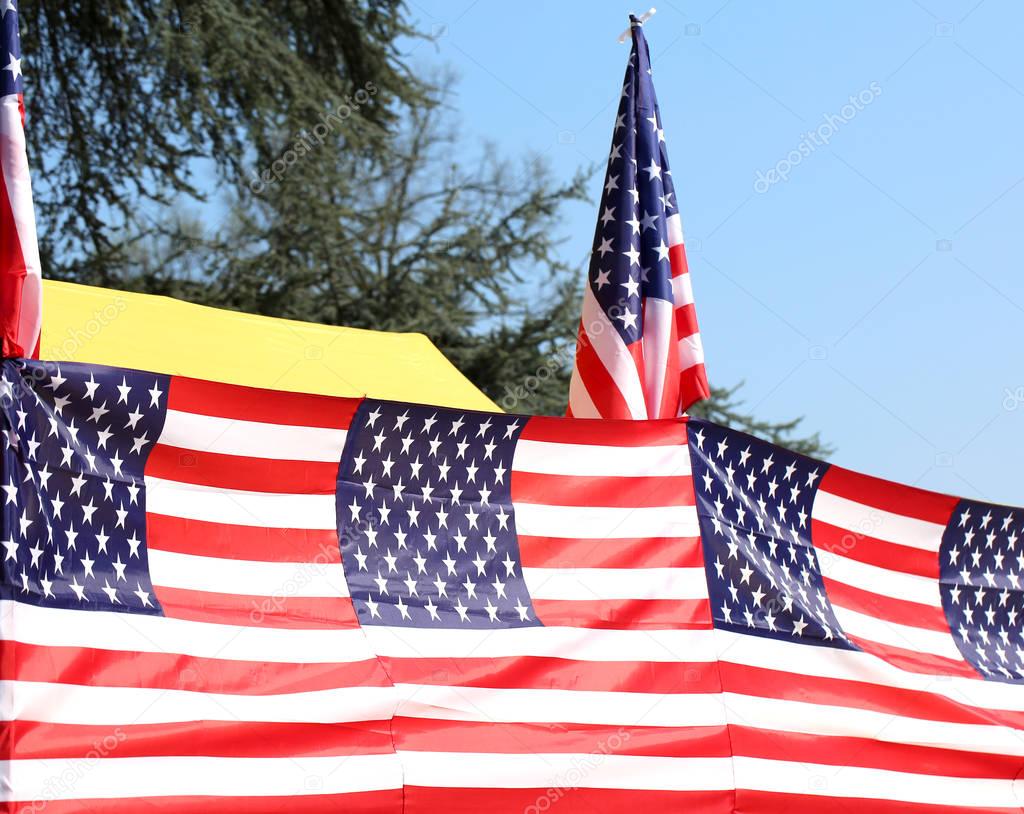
[617,7,656,42]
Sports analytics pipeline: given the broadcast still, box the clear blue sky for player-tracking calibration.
[401,0,1024,505]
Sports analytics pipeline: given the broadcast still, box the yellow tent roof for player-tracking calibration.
[40,280,497,411]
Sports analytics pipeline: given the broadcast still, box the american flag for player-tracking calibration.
[567,16,709,420]
[4,357,1024,812]
[0,0,41,359]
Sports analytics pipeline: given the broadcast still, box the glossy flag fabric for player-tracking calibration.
[0,0,41,359]
[567,16,709,420]
[4,356,1024,813]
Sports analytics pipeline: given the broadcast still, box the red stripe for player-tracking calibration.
[847,635,978,679]
[572,320,636,420]
[821,466,958,524]
[675,300,700,339]
[4,791,403,814]
[154,586,359,630]
[518,534,703,569]
[823,576,949,632]
[146,514,340,563]
[404,788,731,814]
[2,719,395,759]
[679,361,710,411]
[512,471,694,508]
[730,726,1024,779]
[735,791,1019,814]
[812,519,937,578]
[532,598,712,629]
[394,718,730,756]
[168,375,359,428]
[1,641,388,695]
[381,656,720,694]
[669,241,689,275]
[522,414,689,446]
[147,444,338,494]
[0,161,30,358]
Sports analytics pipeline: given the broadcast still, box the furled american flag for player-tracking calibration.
[4,356,1024,813]
[0,0,41,359]
[568,15,709,420]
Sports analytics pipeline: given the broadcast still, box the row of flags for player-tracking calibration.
[5,9,1023,814]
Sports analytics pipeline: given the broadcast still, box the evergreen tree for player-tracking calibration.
[19,0,828,454]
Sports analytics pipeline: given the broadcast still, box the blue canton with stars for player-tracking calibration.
[336,400,540,628]
[1,0,24,97]
[941,500,1024,682]
[689,418,855,650]
[0,360,168,613]
[588,17,681,343]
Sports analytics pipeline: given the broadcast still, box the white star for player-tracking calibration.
[484,599,499,623]
[596,237,614,257]
[3,51,21,82]
[604,173,619,194]
[594,268,611,289]
[622,244,641,267]
[424,596,440,621]
[1,538,16,561]
[621,275,640,298]
[644,157,662,180]
[453,598,470,622]
[116,377,132,404]
[70,577,87,602]
[83,374,100,400]
[134,583,153,607]
[148,381,164,407]
[365,596,381,619]
[654,239,670,262]
[101,581,120,603]
[599,205,615,226]
[514,598,530,621]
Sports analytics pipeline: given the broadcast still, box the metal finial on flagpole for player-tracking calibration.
[617,8,656,43]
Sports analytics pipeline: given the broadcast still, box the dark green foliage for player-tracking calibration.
[19,0,828,454]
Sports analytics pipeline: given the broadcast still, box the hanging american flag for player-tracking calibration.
[4,356,1024,812]
[0,0,41,359]
[567,16,709,420]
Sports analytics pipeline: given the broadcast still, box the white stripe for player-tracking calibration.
[642,296,674,417]
[402,752,733,792]
[523,566,707,600]
[815,548,942,608]
[672,272,694,307]
[160,409,347,462]
[3,680,397,726]
[145,476,337,529]
[735,756,1021,808]
[148,549,350,598]
[725,692,1024,759]
[713,628,1024,711]
[514,502,699,539]
[815,490,945,552]
[396,684,725,727]
[364,625,717,663]
[0,600,369,664]
[567,362,601,418]
[513,439,691,478]
[666,213,684,247]
[0,755,401,801]
[677,333,704,371]
[831,604,964,660]
[0,95,42,355]
[580,284,647,419]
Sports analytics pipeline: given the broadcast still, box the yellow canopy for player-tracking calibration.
[40,280,497,411]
